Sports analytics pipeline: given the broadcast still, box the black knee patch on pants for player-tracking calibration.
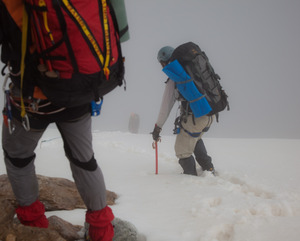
[4,150,36,168]
[59,129,98,172]
[69,155,98,171]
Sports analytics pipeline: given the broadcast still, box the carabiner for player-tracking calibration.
[22,114,30,131]
[7,119,15,135]
[2,73,10,92]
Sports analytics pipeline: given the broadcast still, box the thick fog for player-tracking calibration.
[102,0,300,139]
[1,0,300,139]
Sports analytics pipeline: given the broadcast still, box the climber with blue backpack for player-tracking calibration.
[152,42,229,176]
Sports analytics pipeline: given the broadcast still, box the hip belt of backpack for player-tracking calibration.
[173,114,212,138]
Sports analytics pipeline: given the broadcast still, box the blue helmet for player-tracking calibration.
[157,46,174,63]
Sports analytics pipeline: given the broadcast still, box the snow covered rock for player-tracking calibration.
[113,218,147,241]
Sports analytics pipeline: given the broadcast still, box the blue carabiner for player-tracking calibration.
[91,98,103,116]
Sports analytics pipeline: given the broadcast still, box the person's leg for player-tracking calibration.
[2,120,48,227]
[57,113,113,240]
[175,115,214,175]
[193,115,215,174]
[194,139,214,172]
[174,117,198,176]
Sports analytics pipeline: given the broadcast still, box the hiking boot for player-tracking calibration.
[195,150,215,175]
[179,156,197,176]
[207,167,216,176]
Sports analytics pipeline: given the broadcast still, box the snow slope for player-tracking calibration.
[1,129,300,241]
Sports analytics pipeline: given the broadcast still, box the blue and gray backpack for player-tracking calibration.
[163,42,229,122]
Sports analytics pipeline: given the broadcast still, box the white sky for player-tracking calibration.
[1,0,300,138]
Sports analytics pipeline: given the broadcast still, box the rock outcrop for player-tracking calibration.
[0,174,118,241]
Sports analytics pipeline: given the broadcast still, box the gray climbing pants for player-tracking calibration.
[2,113,107,211]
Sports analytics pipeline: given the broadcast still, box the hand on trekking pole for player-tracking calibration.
[151,124,161,142]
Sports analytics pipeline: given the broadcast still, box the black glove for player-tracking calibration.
[151,124,161,141]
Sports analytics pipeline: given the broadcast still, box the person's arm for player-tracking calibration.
[155,79,176,128]
[151,79,176,141]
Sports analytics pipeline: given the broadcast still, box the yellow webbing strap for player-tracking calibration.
[39,0,54,44]
[101,0,111,79]
[20,5,28,119]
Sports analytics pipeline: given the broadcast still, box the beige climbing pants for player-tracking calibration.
[175,114,213,159]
